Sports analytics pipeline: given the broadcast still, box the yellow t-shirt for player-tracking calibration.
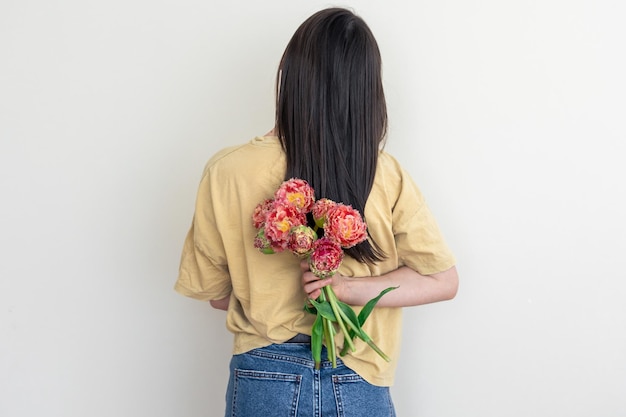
[175,135,456,386]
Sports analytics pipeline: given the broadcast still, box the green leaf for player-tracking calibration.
[311,314,323,370]
[358,287,398,325]
[339,287,398,356]
[335,300,362,334]
[309,298,337,322]
[303,301,316,315]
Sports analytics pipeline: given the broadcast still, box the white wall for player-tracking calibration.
[1,1,625,416]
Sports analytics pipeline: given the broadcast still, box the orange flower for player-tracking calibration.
[264,204,306,251]
[325,204,368,248]
[274,178,315,213]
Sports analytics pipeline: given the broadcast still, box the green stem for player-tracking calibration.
[324,318,337,367]
[319,290,337,368]
[324,286,356,353]
[361,335,391,362]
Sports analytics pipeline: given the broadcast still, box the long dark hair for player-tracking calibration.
[276,8,387,263]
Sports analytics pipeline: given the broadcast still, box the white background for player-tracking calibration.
[1,1,625,416]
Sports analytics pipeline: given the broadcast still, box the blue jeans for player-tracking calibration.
[225,343,396,417]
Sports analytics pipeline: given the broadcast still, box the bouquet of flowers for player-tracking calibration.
[252,178,395,369]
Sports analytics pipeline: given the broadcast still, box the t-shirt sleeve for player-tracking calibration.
[174,168,232,301]
[392,167,456,275]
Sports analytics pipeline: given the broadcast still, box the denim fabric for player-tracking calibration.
[225,343,396,417]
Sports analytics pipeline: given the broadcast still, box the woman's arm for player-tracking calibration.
[301,261,458,307]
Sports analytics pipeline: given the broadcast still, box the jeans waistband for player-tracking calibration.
[284,333,312,344]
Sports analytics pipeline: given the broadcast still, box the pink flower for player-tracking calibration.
[325,204,368,248]
[311,198,338,228]
[309,237,344,278]
[274,178,315,213]
[264,204,306,251]
[287,225,318,257]
[252,198,275,229]
[253,228,275,254]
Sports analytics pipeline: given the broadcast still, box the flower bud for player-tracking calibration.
[287,225,317,257]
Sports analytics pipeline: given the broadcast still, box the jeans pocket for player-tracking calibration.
[332,373,395,417]
[231,369,302,417]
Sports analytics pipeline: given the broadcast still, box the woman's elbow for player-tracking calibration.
[210,296,230,311]
[442,266,459,301]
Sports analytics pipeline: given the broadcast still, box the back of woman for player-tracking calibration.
[175,7,458,417]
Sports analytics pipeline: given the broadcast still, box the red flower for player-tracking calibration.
[252,198,275,229]
[287,225,318,257]
[311,198,338,228]
[264,204,306,251]
[274,178,315,213]
[309,237,344,278]
[325,204,368,248]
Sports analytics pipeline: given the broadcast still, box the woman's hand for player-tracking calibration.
[300,260,347,301]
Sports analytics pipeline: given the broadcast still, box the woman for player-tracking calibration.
[175,7,458,416]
